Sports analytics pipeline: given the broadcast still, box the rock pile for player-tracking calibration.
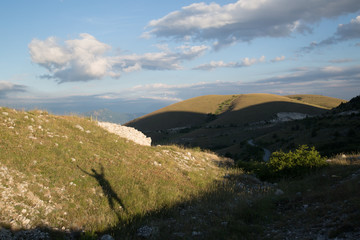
[97,121,151,146]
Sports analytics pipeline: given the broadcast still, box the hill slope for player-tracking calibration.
[0,107,231,235]
[1,102,359,239]
[126,95,236,131]
[286,94,347,109]
[126,93,344,157]
[254,94,360,156]
[126,93,340,132]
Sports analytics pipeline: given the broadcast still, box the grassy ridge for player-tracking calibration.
[286,94,347,109]
[127,93,343,132]
[0,107,231,232]
[126,95,237,131]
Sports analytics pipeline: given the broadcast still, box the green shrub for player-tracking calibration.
[268,145,327,178]
[237,145,328,181]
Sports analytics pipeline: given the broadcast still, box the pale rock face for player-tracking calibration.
[271,112,309,123]
[97,121,151,146]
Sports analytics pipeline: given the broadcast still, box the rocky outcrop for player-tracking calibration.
[97,121,151,146]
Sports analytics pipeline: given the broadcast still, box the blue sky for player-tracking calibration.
[1,0,360,114]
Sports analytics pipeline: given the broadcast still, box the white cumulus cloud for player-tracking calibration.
[29,34,209,83]
[271,56,286,62]
[145,0,360,49]
[193,56,265,70]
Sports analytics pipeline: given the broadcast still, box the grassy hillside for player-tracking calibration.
[0,107,233,237]
[126,93,338,132]
[286,94,347,109]
[126,93,344,158]
[1,104,359,239]
[126,95,237,131]
[254,95,360,157]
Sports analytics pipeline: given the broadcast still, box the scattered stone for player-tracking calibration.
[98,121,151,146]
[275,189,284,195]
[100,234,114,240]
[137,225,153,238]
[75,124,84,131]
[2,112,8,116]
[192,231,202,236]
[153,161,162,166]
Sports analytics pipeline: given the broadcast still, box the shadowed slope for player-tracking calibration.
[127,93,332,134]
[126,95,237,130]
[208,100,327,127]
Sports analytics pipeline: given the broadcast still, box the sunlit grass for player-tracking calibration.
[0,107,229,232]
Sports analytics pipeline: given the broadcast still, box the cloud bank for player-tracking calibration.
[303,15,360,51]
[146,0,360,49]
[0,81,26,98]
[127,64,360,100]
[29,33,208,83]
[5,65,358,114]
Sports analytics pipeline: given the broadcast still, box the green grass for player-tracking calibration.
[1,105,359,239]
[0,107,230,232]
[214,95,238,115]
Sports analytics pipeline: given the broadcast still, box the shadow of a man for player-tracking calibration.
[77,164,126,216]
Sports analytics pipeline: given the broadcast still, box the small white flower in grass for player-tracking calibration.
[71,158,76,162]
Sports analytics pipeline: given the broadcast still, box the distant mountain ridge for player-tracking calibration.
[84,109,146,124]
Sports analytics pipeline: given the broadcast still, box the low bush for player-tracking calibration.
[268,145,327,178]
[237,145,327,181]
